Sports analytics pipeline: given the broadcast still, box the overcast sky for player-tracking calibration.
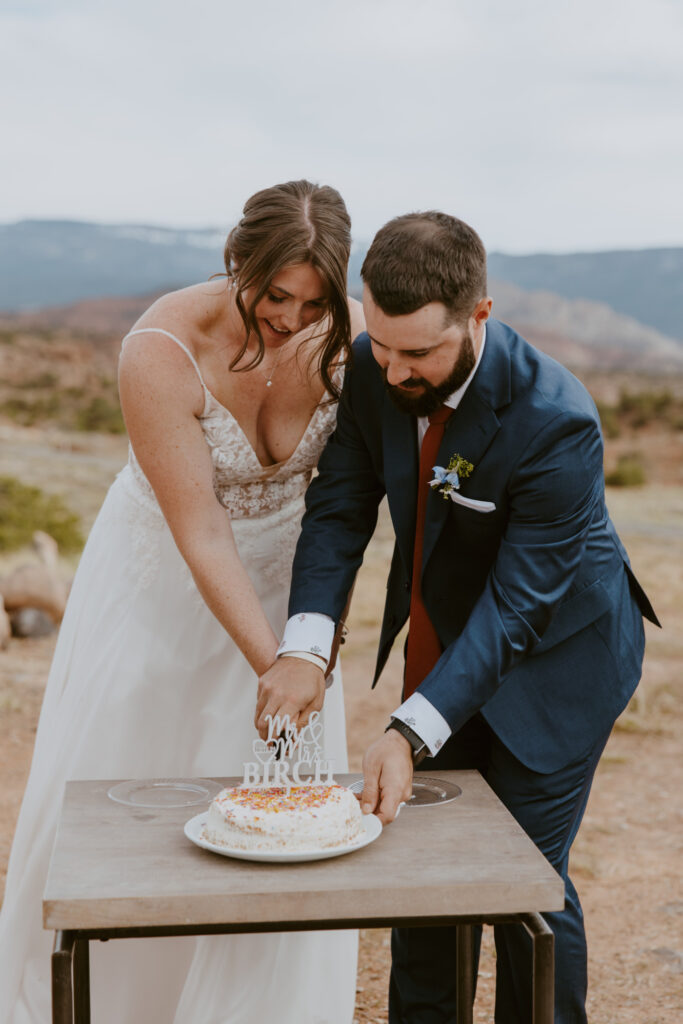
[3,0,682,253]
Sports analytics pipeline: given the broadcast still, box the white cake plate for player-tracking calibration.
[184,811,382,863]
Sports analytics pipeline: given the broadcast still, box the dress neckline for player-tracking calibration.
[202,387,323,472]
[122,327,332,473]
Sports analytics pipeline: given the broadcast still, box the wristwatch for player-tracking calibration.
[385,718,429,766]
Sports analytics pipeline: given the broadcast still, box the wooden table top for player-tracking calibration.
[43,771,564,932]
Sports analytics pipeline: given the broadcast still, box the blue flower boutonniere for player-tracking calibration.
[430,453,474,500]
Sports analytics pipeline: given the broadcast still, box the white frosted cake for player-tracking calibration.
[202,783,365,852]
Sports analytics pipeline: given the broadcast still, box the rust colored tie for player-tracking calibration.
[404,406,454,699]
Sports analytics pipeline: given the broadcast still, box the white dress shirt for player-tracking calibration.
[278,327,487,755]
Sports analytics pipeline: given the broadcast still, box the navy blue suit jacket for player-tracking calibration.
[290,321,658,772]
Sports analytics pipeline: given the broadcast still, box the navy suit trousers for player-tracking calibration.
[389,714,610,1024]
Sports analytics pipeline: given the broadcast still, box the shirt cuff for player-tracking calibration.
[391,692,452,757]
[277,612,336,664]
[279,650,327,671]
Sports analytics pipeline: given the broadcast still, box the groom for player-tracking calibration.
[256,211,658,1023]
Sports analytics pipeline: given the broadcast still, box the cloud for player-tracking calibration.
[2,0,682,251]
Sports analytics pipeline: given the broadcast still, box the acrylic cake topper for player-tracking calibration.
[242,711,335,790]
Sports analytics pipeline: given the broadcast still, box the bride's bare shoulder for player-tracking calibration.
[119,280,229,407]
[128,279,230,336]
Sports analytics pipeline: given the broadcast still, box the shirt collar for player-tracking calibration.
[443,324,486,412]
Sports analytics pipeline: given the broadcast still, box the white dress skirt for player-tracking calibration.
[0,329,357,1023]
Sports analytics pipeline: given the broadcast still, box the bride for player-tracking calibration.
[0,180,364,1022]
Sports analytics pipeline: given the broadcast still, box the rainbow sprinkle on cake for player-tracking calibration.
[203,783,364,851]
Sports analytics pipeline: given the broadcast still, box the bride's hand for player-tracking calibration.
[255,658,325,738]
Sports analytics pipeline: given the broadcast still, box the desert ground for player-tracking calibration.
[1,421,682,1023]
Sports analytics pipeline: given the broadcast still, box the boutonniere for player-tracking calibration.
[429,453,474,500]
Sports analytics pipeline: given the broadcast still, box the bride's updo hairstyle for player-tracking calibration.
[224,179,352,398]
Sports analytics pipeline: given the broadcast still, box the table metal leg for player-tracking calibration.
[522,913,555,1024]
[51,931,91,1024]
[456,923,475,1024]
[52,931,74,1024]
[74,938,91,1024]
[48,912,552,1024]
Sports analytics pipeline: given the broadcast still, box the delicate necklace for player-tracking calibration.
[259,344,287,387]
[227,281,289,386]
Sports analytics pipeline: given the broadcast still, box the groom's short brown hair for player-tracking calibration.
[361,211,487,326]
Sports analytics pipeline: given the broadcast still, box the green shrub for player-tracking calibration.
[605,454,646,487]
[617,389,673,428]
[595,402,620,439]
[16,372,59,389]
[75,396,126,434]
[0,476,84,552]
[0,394,62,425]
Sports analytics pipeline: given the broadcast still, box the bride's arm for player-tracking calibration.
[118,333,279,675]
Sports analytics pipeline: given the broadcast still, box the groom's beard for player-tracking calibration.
[383,332,476,417]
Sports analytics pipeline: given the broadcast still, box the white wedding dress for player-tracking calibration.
[0,328,357,1024]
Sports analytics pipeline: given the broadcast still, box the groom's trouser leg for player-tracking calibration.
[389,923,482,1024]
[389,715,489,1024]
[388,715,609,1024]
[487,726,609,1024]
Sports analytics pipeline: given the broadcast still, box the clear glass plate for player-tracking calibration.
[349,776,461,807]
[107,778,223,808]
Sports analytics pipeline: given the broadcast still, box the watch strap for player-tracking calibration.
[385,718,428,766]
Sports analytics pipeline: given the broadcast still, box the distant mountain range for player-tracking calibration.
[1,219,682,373]
[0,221,224,310]
[488,279,683,372]
[487,249,683,343]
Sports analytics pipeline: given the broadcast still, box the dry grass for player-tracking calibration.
[1,421,682,1023]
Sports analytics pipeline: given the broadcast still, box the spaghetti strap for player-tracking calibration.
[123,327,208,392]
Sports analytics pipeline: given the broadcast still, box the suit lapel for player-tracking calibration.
[421,393,501,570]
[380,319,512,581]
[382,397,418,573]
[421,321,511,572]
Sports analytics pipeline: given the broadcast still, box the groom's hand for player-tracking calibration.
[255,658,326,738]
[360,731,414,825]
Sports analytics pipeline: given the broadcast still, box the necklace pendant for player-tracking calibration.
[266,379,273,387]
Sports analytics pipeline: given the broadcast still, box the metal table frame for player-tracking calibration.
[46,771,561,1023]
[52,912,554,1024]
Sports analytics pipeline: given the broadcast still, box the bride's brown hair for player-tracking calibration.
[224,180,352,399]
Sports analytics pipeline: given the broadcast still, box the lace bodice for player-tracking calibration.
[120,328,340,519]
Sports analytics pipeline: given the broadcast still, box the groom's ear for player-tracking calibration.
[471,297,492,328]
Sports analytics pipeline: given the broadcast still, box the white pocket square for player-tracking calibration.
[448,492,496,513]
